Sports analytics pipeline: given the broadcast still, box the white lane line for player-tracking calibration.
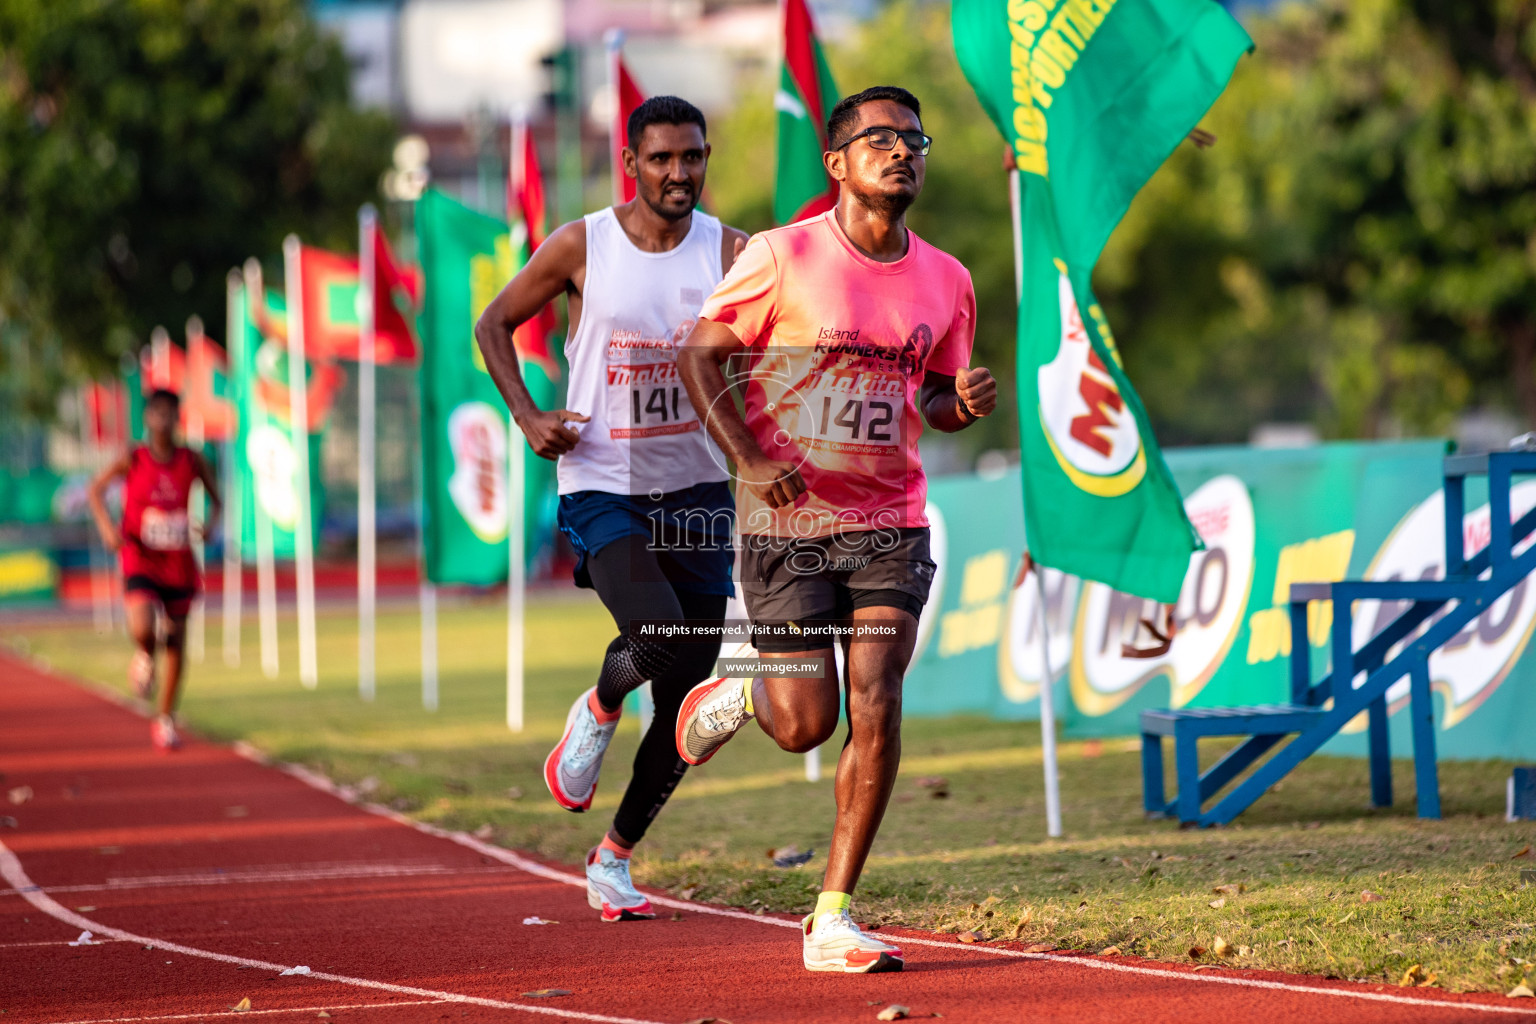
[40,999,448,1024]
[254,751,1536,1018]
[0,842,668,1024]
[0,938,134,949]
[0,861,510,898]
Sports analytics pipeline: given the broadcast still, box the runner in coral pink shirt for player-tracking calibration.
[695,206,975,539]
[674,86,998,975]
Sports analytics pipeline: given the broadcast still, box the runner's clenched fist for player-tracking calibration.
[956,366,996,420]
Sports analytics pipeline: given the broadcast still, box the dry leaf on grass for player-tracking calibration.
[1399,964,1426,987]
[1513,846,1532,860]
[1360,891,1385,903]
[914,776,950,798]
[230,997,252,1012]
[1209,898,1227,909]
[957,931,980,944]
[473,824,495,839]
[521,989,573,998]
[876,1006,910,1021]
[1237,945,1254,957]
[1023,942,1056,953]
[1507,984,1534,998]
[1211,884,1245,896]
[1213,937,1232,958]
[1098,946,1122,956]
[1188,946,1207,960]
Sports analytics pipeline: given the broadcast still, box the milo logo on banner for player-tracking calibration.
[1069,475,1255,715]
[1037,269,1146,498]
[446,401,509,544]
[1343,481,1536,731]
[246,423,300,530]
[997,565,1080,704]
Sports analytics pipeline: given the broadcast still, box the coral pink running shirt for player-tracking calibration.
[698,210,975,538]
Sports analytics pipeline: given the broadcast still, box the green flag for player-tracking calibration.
[774,0,840,224]
[230,285,328,560]
[416,189,558,585]
[953,0,1250,602]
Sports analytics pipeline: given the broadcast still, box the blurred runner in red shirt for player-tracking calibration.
[88,389,222,752]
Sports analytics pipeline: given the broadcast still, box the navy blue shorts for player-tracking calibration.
[557,480,735,596]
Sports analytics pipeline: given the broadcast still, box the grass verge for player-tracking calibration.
[8,593,1536,994]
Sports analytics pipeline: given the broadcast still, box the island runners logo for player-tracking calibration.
[1343,481,1536,731]
[1037,269,1145,497]
[446,402,508,544]
[1069,475,1255,716]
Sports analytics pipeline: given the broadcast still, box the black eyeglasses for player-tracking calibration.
[837,126,932,156]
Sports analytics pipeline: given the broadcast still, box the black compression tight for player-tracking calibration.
[584,534,726,845]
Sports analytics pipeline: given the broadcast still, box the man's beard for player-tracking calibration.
[641,183,698,222]
[850,179,916,217]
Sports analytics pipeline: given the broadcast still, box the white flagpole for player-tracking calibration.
[78,385,113,635]
[358,206,379,702]
[222,271,243,668]
[417,391,438,712]
[1033,568,1064,838]
[185,316,207,664]
[606,29,626,208]
[507,411,526,731]
[1011,165,1063,839]
[244,261,280,679]
[283,236,320,689]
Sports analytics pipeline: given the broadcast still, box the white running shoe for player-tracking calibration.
[585,847,656,922]
[150,714,181,753]
[129,650,154,701]
[675,676,753,766]
[543,687,618,812]
[802,910,904,974]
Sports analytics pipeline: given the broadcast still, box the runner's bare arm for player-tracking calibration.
[192,450,223,538]
[678,320,807,509]
[86,452,132,553]
[473,220,590,460]
[719,227,749,276]
[921,366,997,432]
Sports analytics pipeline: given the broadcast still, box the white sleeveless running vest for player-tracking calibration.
[557,207,730,496]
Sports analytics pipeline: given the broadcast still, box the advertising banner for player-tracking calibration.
[231,285,330,561]
[906,440,1536,761]
[415,189,558,585]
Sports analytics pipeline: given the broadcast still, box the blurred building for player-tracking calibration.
[311,0,815,214]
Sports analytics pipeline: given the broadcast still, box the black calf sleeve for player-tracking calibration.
[595,634,677,712]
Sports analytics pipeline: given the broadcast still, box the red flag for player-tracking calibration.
[511,119,549,250]
[610,38,646,206]
[83,382,128,449]
[509,119,561,382]
[183,323,238,441]
[297,243,419,364]
[140,335,185,394]
[370,228,422,362]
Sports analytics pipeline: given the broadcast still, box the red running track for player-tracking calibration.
[2,654,1532,1024]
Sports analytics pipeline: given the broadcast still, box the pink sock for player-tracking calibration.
[598,833,633,860]
[588,688,622,724]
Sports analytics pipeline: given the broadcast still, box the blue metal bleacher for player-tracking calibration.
[1140,450,1536,826]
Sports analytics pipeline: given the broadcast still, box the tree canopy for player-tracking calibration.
[0,0,394,413]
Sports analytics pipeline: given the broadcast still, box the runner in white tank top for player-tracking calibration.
[475,97,752,923]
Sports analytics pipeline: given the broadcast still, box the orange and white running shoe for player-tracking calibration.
[675,676,753,766]
[585,847,656,922]
[543,687,618,812]
[802,911,904,973]
[150,714,181,753]
[129,650,154,701]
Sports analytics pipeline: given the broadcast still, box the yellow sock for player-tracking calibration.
[741,677,755,716]
[814,890,851,926]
